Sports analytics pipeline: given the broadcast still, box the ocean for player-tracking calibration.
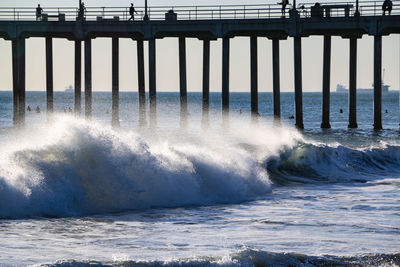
[0,91,399,266]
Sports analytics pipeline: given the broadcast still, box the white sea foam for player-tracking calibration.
[0,116,301,218]
[39,249,400,267]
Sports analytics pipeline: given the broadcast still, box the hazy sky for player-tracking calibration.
[0,0,399,92]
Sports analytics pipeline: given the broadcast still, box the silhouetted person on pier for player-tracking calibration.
[340,108,343,114]
[35,106,41,113]
[78,2,86,20]
[382,0,393,15]
[279,0,289,17]
[311,3,323,18]
[128,3,138,21]
[36,4,43,21]
[388,0,393,14]
[27,106,31,112]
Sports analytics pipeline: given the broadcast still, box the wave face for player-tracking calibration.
[2,116,400,218]
[41,249,400,267]
[266,142,400,184]
[0,117,300,219]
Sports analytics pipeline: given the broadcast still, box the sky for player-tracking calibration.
[0,0,399,92]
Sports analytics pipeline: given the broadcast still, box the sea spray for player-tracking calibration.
[0,116,300,218]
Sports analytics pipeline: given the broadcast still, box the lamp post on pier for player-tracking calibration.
[144,0,149,20]
[355,0,360,16]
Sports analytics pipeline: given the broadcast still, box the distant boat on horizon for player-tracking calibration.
[65,85,74,93]
[336,68,390,93]
[336,83,390,93]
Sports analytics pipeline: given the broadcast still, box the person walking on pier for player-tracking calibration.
[279,0,289,17]
[128,3,138,21]
[36,4,43,21]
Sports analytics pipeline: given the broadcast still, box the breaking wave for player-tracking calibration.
[0,116,298,219]
[267,141,400,184]
[1,116,400,219]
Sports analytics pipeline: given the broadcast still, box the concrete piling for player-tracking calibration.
[250,36,258,121]
[202,39,210,128]
[11,40,18,125]
[84,39,92,119]
[348,37,358,129]
[222,37,230,127]
[149,38,157,128]
[373,35,382,130]
[12,38,25,126]
[321,35,331,129]
[46,37,53,118]
[112,37,119,127]
[137,39,146,127]
[294,36,304,129]
[74,40,82,115]
[179,37,188,128]
[272,39,281,120]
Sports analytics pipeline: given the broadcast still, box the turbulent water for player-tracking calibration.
[0,91,399,266]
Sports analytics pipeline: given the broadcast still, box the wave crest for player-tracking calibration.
[266,142,400,184]
[0,117,297,219]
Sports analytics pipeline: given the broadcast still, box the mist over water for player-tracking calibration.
[0,91,400,266]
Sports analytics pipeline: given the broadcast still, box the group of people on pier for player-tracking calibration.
[277,0,394,17]
[36,2,87,20]
[36,2,139,21]
[34,0,394,21]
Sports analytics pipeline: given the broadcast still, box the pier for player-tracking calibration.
[1,1,399,129]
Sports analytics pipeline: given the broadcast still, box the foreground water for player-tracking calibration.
[0,91,399,266]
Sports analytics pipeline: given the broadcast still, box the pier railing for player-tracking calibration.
[0,1,398,21]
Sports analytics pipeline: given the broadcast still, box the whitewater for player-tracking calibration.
[0,91,399,266]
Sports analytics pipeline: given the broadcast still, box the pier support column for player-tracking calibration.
[137,39,146,127]
[12,38,25,126]
[294,36,304,129]
[348,37,358,128]
[112,38,120,127]
[74,40,82,115]
[202,39,210,128]
[84,39,92,119]
[321,35,331,129]
[149,38,157,128]
[222,37,230,126]
[373,35,382,130]
[12,40,18,124]
[250,36,258,121]
[179,37,188,128]
[272,39,281,121]
[46,37,53,119]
